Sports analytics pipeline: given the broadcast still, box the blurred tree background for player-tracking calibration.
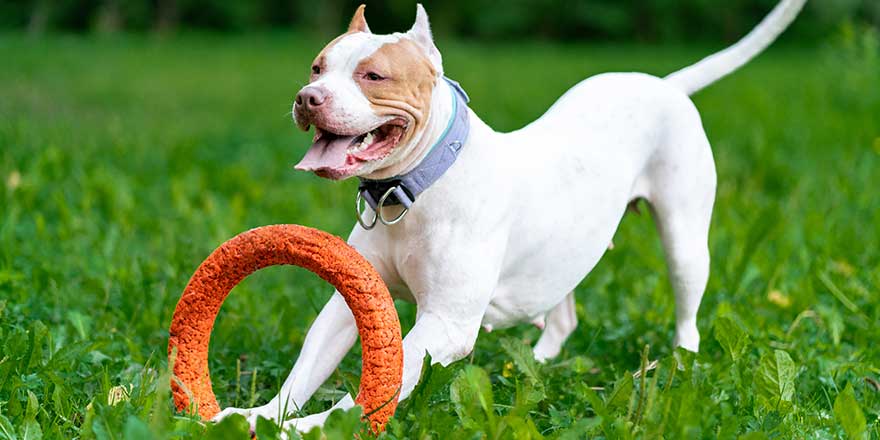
[0,0,877,42]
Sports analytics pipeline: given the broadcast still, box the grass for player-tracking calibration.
[1,29,878,439]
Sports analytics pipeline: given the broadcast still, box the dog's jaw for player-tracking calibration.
[357,73,455,180]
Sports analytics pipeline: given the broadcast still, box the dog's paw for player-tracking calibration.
[673,325,700,352]
[212,403,283,427]
[532,345,558,363]
[211,406,252,423]
[283,394,356,434]
[280,411,332,434]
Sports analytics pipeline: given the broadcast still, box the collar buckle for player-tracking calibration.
[355,191,378,230]
[356,185,411,230]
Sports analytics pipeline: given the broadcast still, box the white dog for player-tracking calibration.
[215,0,806,432]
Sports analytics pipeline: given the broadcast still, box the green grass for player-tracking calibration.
[1,30,879,439]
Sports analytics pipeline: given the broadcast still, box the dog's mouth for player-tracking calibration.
[294,119,408,180]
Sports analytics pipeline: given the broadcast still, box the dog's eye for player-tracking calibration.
[311,65,321,75]
[365,72,383,81]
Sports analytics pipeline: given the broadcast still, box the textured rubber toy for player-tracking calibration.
[168,224,403,431]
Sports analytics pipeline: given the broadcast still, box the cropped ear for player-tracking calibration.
[347,4,371,33]
[407,4,443,72]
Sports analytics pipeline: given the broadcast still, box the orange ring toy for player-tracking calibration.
[167,224,403,431]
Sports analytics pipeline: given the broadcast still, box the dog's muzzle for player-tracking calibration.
[293,85,330,130]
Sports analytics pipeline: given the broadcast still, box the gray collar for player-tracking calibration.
[356,77,470,228]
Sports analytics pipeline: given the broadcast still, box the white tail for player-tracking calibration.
[666,0,807,96]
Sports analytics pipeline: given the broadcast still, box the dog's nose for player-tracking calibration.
[296,87,327,109]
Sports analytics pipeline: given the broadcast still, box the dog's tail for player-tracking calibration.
[665,0,807,96]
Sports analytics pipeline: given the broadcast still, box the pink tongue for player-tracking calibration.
[294,135,357,171]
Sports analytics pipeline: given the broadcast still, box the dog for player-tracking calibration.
[214,0,807,432]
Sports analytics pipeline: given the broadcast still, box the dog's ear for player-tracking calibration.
[347,4,371,33]
[407,4,443,72]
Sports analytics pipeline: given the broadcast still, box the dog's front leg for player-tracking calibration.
[279,281,493,435]
[212,291,357,426]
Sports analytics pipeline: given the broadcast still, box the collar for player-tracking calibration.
[356,76,470,228]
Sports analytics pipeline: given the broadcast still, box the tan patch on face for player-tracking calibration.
[354,39,437,147]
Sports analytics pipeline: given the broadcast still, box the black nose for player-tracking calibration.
[295,87,327,110]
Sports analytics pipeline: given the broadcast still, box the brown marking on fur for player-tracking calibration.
[348,4,370,33]
[168,224,403,432]
[309,4,371,83]
[355,38,437,162]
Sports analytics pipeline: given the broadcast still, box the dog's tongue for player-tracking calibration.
[294,135,357,171]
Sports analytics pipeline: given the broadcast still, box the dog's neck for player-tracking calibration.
[361,76,455,180]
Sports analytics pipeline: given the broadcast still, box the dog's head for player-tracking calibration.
[293,4,443,180]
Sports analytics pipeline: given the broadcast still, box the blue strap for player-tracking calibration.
[358,76,470,211]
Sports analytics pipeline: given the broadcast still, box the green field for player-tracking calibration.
[1,31,878,439]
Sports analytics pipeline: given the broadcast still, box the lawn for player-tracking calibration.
[1,30,878,439]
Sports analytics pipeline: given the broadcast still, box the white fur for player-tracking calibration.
[407,4,443,72]
[215,1,806,434]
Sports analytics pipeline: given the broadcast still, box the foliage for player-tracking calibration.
[0,0,878,43]
[835,383,868,440]
[1,28,879,438]
[713,315,751,363]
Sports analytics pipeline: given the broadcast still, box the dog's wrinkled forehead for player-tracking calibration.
[319,33,400,75]
[310,4,442,84]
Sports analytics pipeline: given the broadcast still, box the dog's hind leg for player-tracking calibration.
[645,127,716,352]
[532,291,577,362]
[655,208,711,352]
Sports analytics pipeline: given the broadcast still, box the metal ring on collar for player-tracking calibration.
[355,191,378,230]
[378,186,409,226]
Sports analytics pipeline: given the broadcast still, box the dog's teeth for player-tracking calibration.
[348,132,377,154]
